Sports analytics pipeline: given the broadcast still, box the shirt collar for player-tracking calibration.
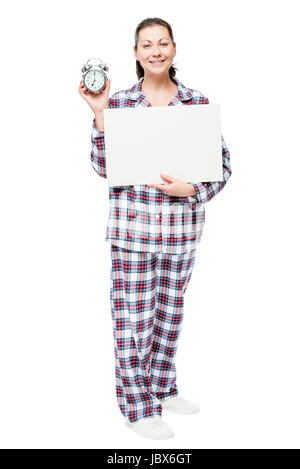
[127,76,193,102]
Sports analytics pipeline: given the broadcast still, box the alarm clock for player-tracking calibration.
[81,58,109,94]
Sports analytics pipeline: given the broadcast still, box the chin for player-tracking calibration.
[146,67,168,74]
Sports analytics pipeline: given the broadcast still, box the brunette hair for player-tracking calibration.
[134,17,178,83]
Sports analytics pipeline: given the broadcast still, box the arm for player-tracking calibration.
[91,113,107,178]
[187,133,232,209]
[90,98,114,179]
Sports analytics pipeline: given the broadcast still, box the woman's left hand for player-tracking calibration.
[148,174,196,197]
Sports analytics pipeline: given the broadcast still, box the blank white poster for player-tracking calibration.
[103,104,222,187]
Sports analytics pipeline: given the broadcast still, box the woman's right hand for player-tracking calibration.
[78,74,111,114]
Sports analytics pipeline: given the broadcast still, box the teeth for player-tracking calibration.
[150,60,165,63]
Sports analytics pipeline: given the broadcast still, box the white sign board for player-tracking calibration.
[103,104,222,187]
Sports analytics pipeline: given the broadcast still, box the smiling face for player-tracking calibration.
[134,25,176,78]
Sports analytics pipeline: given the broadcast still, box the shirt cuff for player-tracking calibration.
[188,182,207,205]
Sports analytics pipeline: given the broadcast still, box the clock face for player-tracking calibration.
[84,69,105,92]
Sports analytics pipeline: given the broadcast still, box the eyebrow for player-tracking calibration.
[141,38,170,43]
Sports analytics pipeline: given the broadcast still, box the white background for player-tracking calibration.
[0,0,299,449]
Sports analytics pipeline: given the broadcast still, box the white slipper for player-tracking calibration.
[161,396,200,414]
[125,416,175,439]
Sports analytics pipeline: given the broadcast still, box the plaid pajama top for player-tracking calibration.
[90,76,232,254]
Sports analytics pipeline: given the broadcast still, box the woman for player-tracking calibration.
[79,17,232,440]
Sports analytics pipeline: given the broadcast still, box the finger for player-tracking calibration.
[148,184,165,191]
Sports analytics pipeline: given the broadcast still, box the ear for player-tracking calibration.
[133,46,137,60]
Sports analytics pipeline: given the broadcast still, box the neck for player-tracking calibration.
[141,74,175,91]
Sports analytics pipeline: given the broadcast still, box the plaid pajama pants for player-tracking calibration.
[109,244,197,423]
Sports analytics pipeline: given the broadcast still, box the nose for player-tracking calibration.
[152,45,162,56]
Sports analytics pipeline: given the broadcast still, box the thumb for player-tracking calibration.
[106,79,111,95]
[160,173,175,183]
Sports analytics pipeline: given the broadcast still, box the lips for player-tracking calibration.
[149,59,165,63]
